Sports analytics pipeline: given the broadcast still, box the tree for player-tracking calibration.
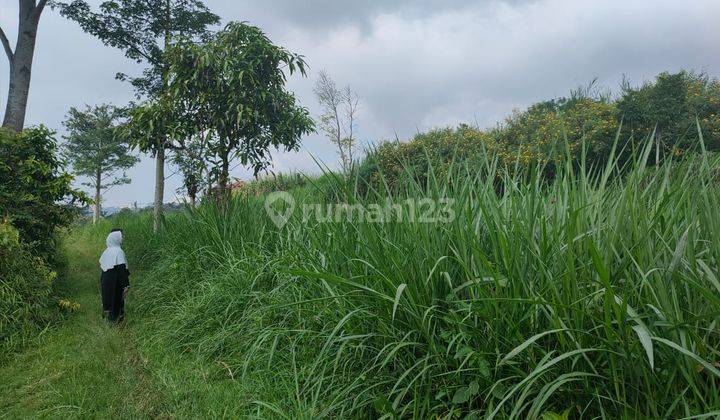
[314,71,359,174]
[56,0,219,232]
[1,0,49,132]
[62,104,139,223]
[164,22,315,196]
[172,135,208,207]
[127,70,212,208]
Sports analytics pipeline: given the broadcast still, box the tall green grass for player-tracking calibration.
[116,139,720,418]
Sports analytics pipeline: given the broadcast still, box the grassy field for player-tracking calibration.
[3,142,720,418]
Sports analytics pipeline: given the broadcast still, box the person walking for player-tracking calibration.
[99,228,130,322]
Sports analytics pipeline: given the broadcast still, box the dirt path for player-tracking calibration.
[0,237,165,418]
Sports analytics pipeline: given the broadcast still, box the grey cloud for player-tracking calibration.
[216,0,495,33]
[1,0,719,207]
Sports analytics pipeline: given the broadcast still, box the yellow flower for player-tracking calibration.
[59,299,81,312]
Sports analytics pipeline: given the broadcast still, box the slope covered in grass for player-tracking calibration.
[112,144,720,418]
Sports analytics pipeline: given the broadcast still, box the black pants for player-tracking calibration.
[100,267,127,321]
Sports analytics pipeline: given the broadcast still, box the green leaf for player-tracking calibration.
[392,283,407,322]
[589,241,610,285]
[541,409,570,420]
[452,381,479,404]
[652,337,720,378]
[373,395,394,415]
[476,357,491,379]
[500,329,565,365]
[632,325,654,370]
[455,345,473,360]
[669,227,690,273]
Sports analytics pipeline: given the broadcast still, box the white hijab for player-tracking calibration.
[99,231,127,272]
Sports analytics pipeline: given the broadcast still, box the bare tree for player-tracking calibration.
[313,71,359,174]
[1,0,48,131]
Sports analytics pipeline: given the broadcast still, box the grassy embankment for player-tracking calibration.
[111,141,720,418]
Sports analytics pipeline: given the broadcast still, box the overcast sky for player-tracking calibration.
[1,0,719,206]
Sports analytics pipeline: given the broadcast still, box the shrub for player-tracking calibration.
[617,71,720,154]
[357,126,495,194]
[0,127,83,359]
[357,97,618,194]
[0,222,58,361]
[0,126,86,259]
[357,71,720,191]
[235,172,309,197]
[493,96,618,167]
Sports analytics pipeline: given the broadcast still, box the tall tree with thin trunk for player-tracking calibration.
[1,0,49,132]
[62,104,138,223]
[164,22,315,197]
[55,0,218,231]
[314,71,359,175]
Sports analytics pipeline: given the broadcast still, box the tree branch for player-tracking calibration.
[0,26,13,62]
[35,0,48,17]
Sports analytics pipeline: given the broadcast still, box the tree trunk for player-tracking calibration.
[153,146,165,233]
[152,0,171,232]
[219,153,229,196]
[184,173,198,207]
[215,151,231,206]
[2,1,46,131]
[205,171,212,199]
[93,169,102,224]
[187,180,197,207]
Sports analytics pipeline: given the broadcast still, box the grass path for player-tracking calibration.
[0,235,165,418]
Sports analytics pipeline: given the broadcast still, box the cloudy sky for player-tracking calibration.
[1,0,719,206]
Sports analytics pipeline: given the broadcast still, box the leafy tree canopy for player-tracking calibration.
[55,0,220,97]
[63,104,139,222]
[124,98,187,154]
[63,104,139,190]
[163,22,315,188]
